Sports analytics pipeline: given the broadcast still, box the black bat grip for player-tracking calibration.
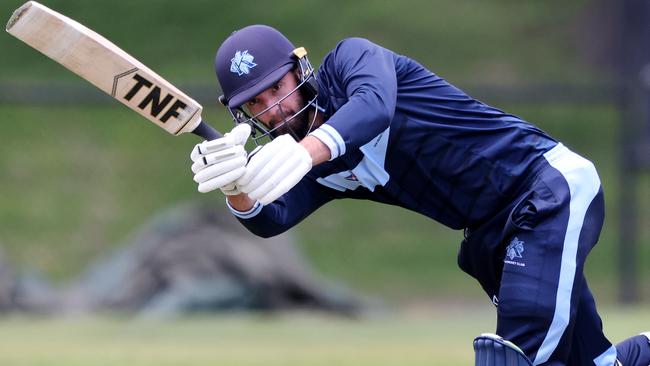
[192,120,223,141]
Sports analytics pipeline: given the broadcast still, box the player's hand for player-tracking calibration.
[190,123,251,194]
[237,134,312,205]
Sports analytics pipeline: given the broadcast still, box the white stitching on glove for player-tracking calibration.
[190,123,251,194]
[237,134,312,205]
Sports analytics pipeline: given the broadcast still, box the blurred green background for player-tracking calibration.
[1,0,648,303]
[2,1,650,364]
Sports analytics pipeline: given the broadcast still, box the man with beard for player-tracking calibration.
[189,25,650,365]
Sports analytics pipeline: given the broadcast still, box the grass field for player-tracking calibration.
[0,306,648,366]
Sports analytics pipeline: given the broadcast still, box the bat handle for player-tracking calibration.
[192,120,223,141]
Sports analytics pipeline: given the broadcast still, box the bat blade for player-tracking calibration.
[6,1,220,139]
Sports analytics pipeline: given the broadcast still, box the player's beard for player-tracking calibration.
[272,109,310,139]
[270,93,312,140]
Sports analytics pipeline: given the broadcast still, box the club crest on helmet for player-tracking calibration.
[230,50,257,76]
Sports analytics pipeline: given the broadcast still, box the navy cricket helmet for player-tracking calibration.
[216,25,296,108]
[214,24,320,143]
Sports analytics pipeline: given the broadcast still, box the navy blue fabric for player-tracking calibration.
[616,335,650,365]
[566,280,618,365]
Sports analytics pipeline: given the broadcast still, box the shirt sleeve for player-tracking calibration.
[228,174,338,238]
[310,38,397,160]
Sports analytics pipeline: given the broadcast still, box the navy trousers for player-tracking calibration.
[459,144,648,365]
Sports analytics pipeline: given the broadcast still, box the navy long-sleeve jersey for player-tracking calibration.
[229,37,558,237]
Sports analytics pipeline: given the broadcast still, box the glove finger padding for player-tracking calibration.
[189,124,251,194]
[198,166,247,193]
[191,145,246,174]
[227,123,252,145]
[240,143,295,194]
[246,145,304,199]
[194,155,248,184]
[237,135,287,187]
[190,123,251,161]
[238,134,312,205]
[257,155,311,204]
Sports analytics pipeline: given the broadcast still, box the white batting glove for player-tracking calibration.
[190,123,251,194]
[237,134,312,205]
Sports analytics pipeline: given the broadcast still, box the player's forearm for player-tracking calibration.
[227,193,256,211]
[300,135,331,166]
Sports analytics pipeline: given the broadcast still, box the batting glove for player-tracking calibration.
[237,134,312,205]
[190,123,251,194]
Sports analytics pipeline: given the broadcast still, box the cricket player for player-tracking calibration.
[189,25,650,365]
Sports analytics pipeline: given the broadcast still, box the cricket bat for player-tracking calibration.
[6,1,221,141]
